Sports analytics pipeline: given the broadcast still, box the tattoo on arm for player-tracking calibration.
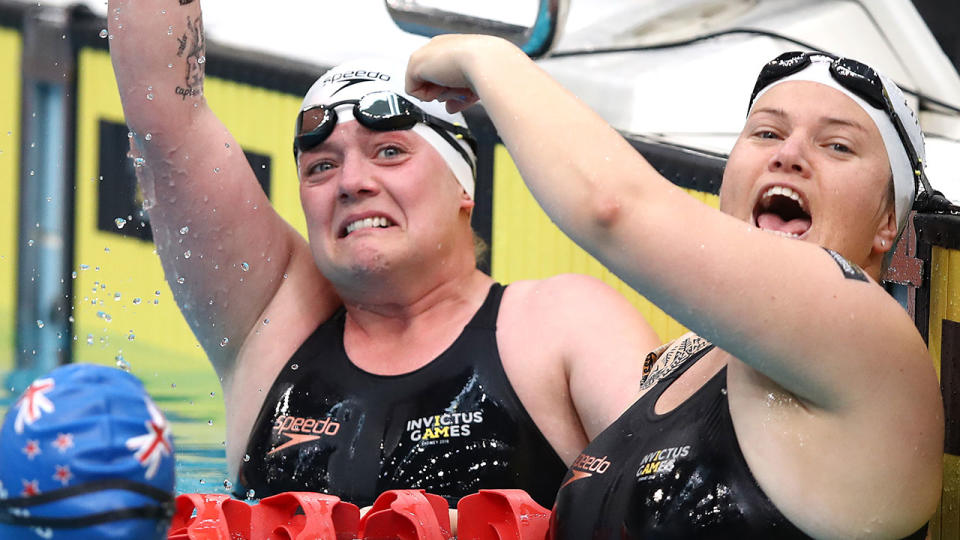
[174,16,204,100]
[822,248,868,282]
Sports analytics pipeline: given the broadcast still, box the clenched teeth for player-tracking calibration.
[762,186,805,210]
[345,216,393,235]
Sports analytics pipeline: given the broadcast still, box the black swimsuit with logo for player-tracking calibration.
[236,283,567,508]
[550,336,926,540]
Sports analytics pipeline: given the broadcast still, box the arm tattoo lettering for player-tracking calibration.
[174,16,204,100]
[822,248,868,282]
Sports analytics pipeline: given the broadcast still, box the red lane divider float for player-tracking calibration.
[168,492,359,539]
[457,489,551,540]
[167,488,550,539]
[359,489,453,539]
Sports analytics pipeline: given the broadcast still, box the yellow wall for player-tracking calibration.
[490,144,717,342]
[72,48,306,399]
[928,245,960,540]
[0,27,21,374]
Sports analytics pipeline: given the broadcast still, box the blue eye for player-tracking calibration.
[378,146,402,159]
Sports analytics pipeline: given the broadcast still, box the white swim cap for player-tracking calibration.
[299,58,477,199]
[749,53,924,231]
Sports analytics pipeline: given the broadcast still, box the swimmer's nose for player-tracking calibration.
[768,134,812,179]
[338,153,381,202]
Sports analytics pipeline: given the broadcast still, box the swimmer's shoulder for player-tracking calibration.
[499,273,658,348]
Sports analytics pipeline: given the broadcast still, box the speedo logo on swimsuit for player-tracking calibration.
[267,415,341,455]
[561,453,613,488]
[636,445,690,481]
[405,411,483,443]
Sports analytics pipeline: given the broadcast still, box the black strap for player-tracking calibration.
[0,503,173,528]
[0,479,174,528]
[0,478,171,508]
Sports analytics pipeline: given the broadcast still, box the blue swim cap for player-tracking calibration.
[0,364,175,539]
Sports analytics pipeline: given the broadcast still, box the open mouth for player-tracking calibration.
[752,186,811,239]
[340,216,396,238]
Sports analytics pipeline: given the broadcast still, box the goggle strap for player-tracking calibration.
[0,478,172,508]
[0,503,174,528]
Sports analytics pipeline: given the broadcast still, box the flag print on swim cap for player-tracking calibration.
[126,397,174,480]
[14,377,55,434]
[0,364,175,540]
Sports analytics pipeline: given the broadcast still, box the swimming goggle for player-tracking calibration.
[748,51,934,201]
[293,90,477,175]
[0,478,174,528]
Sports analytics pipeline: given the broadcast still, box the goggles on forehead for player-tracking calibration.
[749,51,934,202]
[294,90,478,174]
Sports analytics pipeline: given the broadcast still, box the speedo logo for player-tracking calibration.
[320,70,391,86]
[561,453,612,488]
[268,415,341,455]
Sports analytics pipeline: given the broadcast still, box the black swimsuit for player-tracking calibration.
[550,336,926,539]
[236,283,567,508]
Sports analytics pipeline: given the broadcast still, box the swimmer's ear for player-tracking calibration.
[873,206,898,255]
[460,189,475,212]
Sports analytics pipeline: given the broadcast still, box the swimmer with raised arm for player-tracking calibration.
[407,37,943,538]
[106,0,659,508]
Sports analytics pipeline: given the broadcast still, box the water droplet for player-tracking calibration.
[290,363,299,371]
[99,29,108,38]
[197,55,206,64]
[209,391,216,398]
[207,419,214,426]
[176,277,185,284]
[262,318,269,325]
[114,292,121,300]
[184,250,191,259]
[79,264,89,271]
[246,489,255,499]
[167,25,173,35]
[115,354,131,371]
[243,454,251,462]
[225,142,230,148]
[171,382,177,388]
[104,247,110,253]
[220,337,229,347]
[179,226,189,235]
[71,271,77,279]
[86,334,94,345]
[132,297,142,305]
[27,239,34,247]
[144,133,152,141]
[241,262,250,271]
[133,157,145,168]
[167,63,173,69]
[36,320,44,328]
[213,167,220,173]
[146,93,154,101]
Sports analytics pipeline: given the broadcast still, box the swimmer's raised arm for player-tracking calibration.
[107,0,332,375]
[406,36,938,423]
